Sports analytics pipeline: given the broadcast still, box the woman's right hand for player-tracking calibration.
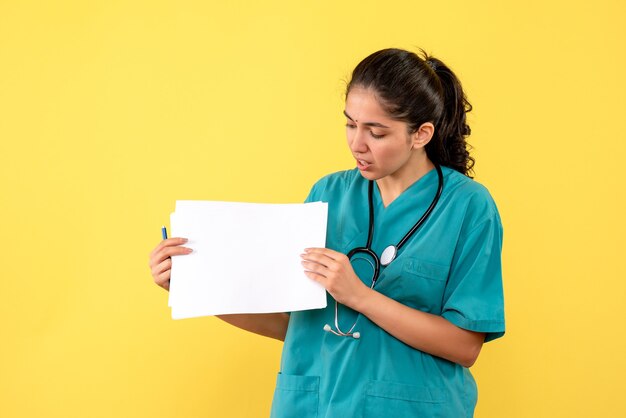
[149,238,193,291]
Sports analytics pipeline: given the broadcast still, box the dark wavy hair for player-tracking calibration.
[346,48,475,177]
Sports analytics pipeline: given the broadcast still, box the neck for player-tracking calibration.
[376,154,435,207]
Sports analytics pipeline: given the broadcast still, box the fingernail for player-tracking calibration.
[185,248,193,253]
[181,238,188,242]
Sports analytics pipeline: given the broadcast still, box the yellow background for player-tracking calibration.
[1,0,625,417]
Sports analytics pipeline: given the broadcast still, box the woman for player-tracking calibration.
[149,48,505,417]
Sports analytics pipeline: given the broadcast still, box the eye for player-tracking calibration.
[370,131,385,139]
[345,123,356,129]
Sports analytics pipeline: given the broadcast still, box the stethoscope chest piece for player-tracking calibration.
[325,164,444,340]
[380,245,397,266]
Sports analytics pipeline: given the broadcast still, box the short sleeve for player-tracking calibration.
[303,175,331,203]
[304,186,317,203]
[441,211,505,343]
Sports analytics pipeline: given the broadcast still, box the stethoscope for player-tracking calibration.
[323,164,444,339]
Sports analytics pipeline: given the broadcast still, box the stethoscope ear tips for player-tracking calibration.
[324,324,361,339]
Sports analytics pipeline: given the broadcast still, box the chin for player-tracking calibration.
[357,168,381,181]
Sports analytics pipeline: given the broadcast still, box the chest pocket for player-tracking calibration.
[376,257,449,314]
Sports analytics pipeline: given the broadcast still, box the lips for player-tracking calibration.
[356,158,371,170]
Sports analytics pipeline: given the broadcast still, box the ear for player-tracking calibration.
[410,122,435,149]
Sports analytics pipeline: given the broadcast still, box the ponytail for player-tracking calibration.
[347,48,475,177]
[423,55,475,177]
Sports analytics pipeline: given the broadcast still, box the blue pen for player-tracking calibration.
[161,225,168,240]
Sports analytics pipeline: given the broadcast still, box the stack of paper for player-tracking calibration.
[168,200,328,319]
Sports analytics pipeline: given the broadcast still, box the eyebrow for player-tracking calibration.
[343,110,390,129]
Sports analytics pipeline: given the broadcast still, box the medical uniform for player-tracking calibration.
[270,166,505,418]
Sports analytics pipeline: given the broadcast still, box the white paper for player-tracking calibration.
[167,201,328,319]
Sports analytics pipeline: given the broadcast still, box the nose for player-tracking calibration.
[348,127,369,154]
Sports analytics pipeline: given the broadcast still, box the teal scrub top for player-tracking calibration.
[270,166,505,418]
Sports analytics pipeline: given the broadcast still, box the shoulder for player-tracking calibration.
[441,166,502,233]
[305,168,362,202]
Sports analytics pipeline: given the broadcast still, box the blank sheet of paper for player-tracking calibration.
[168,201,328,319]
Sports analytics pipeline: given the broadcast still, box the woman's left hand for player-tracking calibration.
[301,248,370,310]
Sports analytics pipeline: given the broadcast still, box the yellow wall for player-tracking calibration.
[1,1,624,417]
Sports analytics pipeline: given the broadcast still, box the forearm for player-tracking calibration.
[216,313,289,341]
[353,289,484,367]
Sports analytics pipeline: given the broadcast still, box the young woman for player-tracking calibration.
[149,48,505,417]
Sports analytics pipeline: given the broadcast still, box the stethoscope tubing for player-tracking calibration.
[325,164,444,339]
[396,164,444,250]
[345,164,443,286]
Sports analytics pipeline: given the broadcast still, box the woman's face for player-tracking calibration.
[344,87,424,182]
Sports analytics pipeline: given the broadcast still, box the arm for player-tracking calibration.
[353,288,484,367]
[216,313,289,341]
[302,248,484,367]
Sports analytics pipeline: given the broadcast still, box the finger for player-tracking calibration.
[162,246,193,258]
[155,272,171,290]
[303,269,326,284]
[152,258,172,277]
[149,249,171,269]
[152,258,172,284]
[304,247,344,261]
[153,245,192,265]
[150,238,189,257]
[163,237,188,246]
[152,267,170,286]
[300,251,335,267]
[301,259,328,277]
[149,247,192,274]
